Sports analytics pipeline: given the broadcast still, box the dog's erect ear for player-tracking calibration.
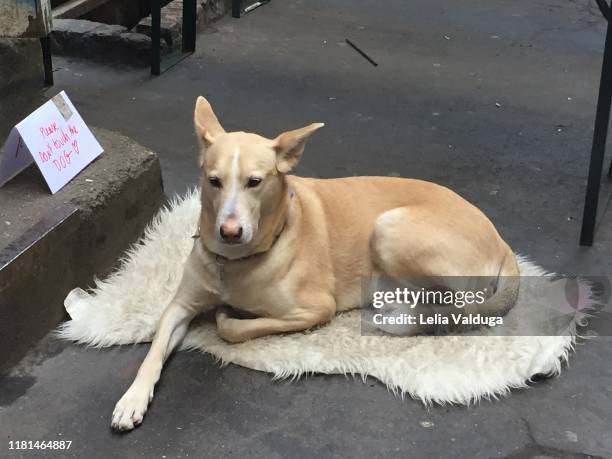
[273,123,324,173]
[194,96,226,153]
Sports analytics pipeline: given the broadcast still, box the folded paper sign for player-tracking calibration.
[0,91,103,194]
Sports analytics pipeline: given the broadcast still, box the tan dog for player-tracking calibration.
[111,96,519,431]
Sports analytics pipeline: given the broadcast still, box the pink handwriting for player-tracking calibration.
[36,121,83,174]
[52,150,73,171]
[38,143,52,162]
[40,123,59,138]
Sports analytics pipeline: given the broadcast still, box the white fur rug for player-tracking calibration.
[58,189,592,405]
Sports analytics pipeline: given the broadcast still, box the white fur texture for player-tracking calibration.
[57,189,591,405]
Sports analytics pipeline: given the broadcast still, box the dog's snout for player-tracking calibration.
[220,218,243,243]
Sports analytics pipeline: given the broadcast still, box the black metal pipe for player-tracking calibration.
[232,0,241,18]
[182,0,197,53]
[580,21,612,245]
[151,0,161,76]
[40,36,53,86]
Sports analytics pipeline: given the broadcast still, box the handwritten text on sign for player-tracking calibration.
[37,121,81,172]
[0,91,103,194]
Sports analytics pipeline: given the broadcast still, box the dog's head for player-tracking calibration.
[194,96,323,255]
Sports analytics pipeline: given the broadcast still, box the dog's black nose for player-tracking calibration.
[220,221,243,243]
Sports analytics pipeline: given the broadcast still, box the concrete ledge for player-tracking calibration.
[0,127,164,371]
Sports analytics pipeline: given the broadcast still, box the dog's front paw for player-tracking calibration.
[215,306,242,343]
[111,385,153,432]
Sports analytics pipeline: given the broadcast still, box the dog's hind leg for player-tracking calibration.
[111,251,217,432]
[369,206,518,335]
[371,206,507,281]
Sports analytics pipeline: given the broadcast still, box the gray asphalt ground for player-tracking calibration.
[2,0,612,457]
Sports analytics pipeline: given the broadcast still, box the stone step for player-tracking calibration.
[51,18,169,66]
[49,0,229,64]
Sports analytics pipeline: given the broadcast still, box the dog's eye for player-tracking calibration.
[208,177,222,188]
[246,177,262,188]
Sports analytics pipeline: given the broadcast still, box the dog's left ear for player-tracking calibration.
[273,123,324,173]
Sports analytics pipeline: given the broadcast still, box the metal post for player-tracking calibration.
[580,20,612,245]
[232,0,241,18]
[40,35,53,86]
[151,0,161,76]
[182,0,197,53]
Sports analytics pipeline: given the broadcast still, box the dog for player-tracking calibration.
[110,96,519,431]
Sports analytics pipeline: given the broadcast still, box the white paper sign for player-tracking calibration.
[0,91,103,194]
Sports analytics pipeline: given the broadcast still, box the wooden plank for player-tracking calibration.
[52,0,110,19]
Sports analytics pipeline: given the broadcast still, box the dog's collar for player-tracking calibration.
[211,220,287,265]
[192,190,294,276]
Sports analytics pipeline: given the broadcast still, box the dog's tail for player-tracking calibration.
[374,251,521,336]
[457,250,520,326]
